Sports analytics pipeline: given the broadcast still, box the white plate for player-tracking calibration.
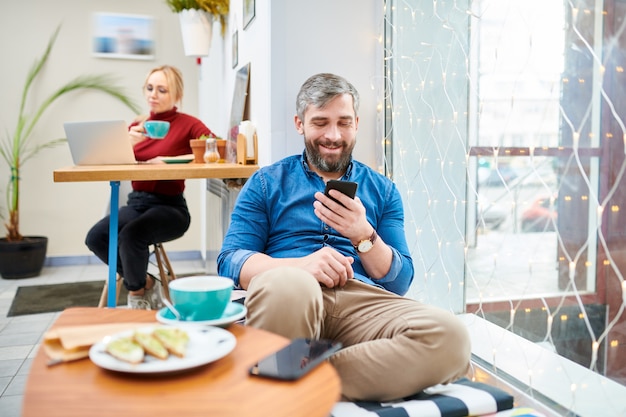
[89,325,236,374]
[156,301,246,328]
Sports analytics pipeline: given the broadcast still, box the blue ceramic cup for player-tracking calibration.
[168,276,233,321]
[144,121,170,139]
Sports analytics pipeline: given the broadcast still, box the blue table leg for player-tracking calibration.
[107,181,120,308]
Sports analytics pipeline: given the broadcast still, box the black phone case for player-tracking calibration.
[324,180,358,206]
[249,338,342,381]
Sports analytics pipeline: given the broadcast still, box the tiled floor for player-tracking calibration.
[0,259,207,417]
[4,259,625,417]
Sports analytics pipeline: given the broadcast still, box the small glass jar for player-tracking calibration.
[204,138,220,163]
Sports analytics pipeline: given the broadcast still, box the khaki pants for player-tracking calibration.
[245,266,471,402]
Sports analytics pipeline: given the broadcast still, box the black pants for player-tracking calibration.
[85,191,191,291]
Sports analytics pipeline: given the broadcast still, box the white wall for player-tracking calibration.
[198,0,382,168]
[0,0,207,258]
[0,0,383,261]
[270,0,382,167]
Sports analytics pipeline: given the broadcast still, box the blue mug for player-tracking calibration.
[144,121,170,139]
[168,276,233,321]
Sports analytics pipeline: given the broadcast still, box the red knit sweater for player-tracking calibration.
[130,107,214,195]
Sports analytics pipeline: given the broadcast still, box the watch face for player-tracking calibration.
[358,240,373,253]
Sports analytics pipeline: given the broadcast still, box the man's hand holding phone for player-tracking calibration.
[317,180,360,220]
[315,180,371,243]
[324,180,358,206]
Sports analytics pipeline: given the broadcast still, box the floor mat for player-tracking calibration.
[7,281,127,316]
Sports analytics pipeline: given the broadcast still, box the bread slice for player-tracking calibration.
[152,327,189,358]
[105,336,144,364]
[133,331,169,360]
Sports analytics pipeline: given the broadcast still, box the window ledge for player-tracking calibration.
[459,313,626,417]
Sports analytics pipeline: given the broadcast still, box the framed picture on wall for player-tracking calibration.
[232,30,239,68]
[243,0,256,30]
[92,13,155,60]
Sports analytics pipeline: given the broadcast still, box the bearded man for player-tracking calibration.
[218,73,470,402]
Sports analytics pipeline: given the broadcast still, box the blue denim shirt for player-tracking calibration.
[217,153,414,295]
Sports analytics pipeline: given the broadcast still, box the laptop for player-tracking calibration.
[64,120,137,165]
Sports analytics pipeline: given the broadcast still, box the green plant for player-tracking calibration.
[196,134,216,140]
[0,26,141,242]
[165,0,229,36]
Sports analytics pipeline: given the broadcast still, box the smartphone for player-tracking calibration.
[249,338,342,381]
[324,180,358,206]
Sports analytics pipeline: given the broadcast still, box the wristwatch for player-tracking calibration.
[355,230,377,253]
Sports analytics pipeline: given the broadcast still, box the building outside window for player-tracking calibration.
[385,1,626,415]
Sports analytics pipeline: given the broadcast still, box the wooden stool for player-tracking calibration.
[98,243,176,308]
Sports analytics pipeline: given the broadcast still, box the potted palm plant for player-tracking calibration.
[165,0,230,56]
[0,26,141,279]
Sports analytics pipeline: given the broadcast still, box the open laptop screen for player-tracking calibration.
[64,120,137,165]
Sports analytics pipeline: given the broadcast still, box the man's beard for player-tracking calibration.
[304,138,354,173]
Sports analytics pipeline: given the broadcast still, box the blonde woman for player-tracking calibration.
[86,65,214,309]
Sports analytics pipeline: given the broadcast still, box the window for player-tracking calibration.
[385,0,626,413]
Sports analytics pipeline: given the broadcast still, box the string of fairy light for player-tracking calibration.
[382,0,626,393]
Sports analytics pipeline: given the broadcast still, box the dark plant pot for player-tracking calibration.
[0,236,48,279]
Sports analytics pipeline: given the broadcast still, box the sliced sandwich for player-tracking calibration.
[133,331,169,360]
[153,327,189,358]
[105,336,144,364]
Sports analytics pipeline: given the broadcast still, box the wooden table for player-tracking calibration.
[53,162,259,183]
[53,163,258,307]
[22,307,341,417]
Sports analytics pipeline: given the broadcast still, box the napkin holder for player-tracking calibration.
[236,132,258,165]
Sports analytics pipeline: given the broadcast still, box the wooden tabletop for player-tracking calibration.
[22,308,341,417]
[53,162,259,182]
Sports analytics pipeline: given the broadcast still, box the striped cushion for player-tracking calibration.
[330,378,515,417]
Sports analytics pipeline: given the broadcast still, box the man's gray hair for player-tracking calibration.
[296,73,360,120]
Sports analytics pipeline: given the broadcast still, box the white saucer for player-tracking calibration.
[156,302,246,328]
